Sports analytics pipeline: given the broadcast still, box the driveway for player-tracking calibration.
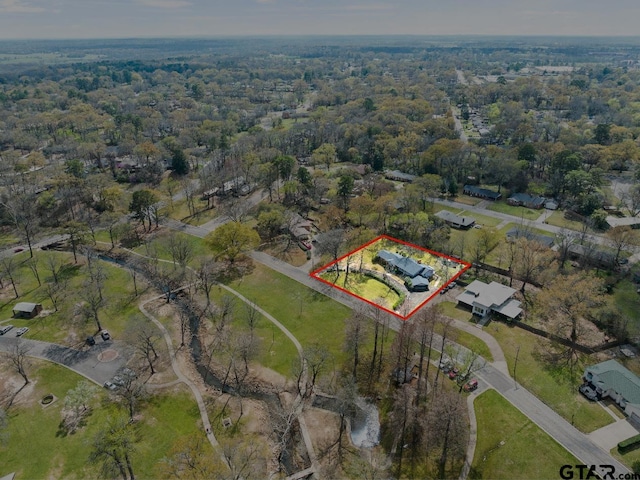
[0,336,131,386]
[588,417,640,452]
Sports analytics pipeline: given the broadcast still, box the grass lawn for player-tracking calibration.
[458,211,503,228]
[487,201,542,221]
[437,301,494,362]
[0,361,204,479]
[612,444,640,472]
[611,280,640,338]
[318,271,400,311]
[471,389,579,480]
[546,210,585,231]
[451,195,482,206]
[207,285,300,376]
[486,321,613,433]
[0,250,144,345]
[164,197,219,226]
[130,230,209,264]
[227,263,353,365]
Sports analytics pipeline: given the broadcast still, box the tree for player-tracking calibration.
[113,370,146,421]
[79,278,105,331]
[0,256,20,298]
[165,233,194,272]
[344,310,368,381]
[159,434,217,479]
[63,380,97,433]
[90,414,137,480]
[171,148,190,175]
[128,317,161,375]
[606,226,635,265]
[514,237,553,293]
[129,189,158,232]
[63,220,90,263]
[315,228,345,264]
[336,175,354,212]
[10,340,30,385]
[205,222,260,264]
[536,273,606,365]
[426,390,467,479]
[311,143,337,171]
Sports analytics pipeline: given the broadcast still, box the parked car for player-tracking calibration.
[100,330,111,341]
[15,327,29,336]
[0,325,14,335]
[448,367,459,380]
[438,358,451,370]
[579,384,598,401]
[103,381,117,390]
[463,378,479,392]
[86,335,96,346]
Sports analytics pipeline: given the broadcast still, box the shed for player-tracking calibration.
[13,302,43,319]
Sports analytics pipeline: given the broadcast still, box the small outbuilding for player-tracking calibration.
[12,302,43,319]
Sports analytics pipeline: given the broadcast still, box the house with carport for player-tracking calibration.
[455,280,522,319]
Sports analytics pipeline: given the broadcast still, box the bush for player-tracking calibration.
[618,433,640,452]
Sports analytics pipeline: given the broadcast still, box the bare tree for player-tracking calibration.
[0,256,20,298]
[606,225,635,265]
[114,370,146,422]
[165,233,194,272]
[129,318,162,375]
[90,414,137,480]
[426,390,467,479]
[555,228,578,271]
[26,256,40,286]
[197,258,222,312]
[159,434,218,479]
[316,228,345,264]
[344,309,369,381]
[44,253,65,284]
[390,384,415,477]
[514,237,553,293]
[10,340,31,385]
[45,278,68,312]
[79,279,105,331]
[218,434,268,480]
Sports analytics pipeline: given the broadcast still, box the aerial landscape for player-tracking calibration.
[0,2,640,480]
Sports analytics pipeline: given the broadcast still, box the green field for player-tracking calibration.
[0,361,204,479]
[319,271,400,310]
[228,263,353,364]
[487,321,613,433]
[487,201,543,221]
[472,389,579,480]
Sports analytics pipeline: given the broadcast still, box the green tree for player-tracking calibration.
[129,189,158,231]
[337,175,354,212]
[205,222,260,263]
[171,148,190,175]
[90,414,137,480]
[312,143,337,171]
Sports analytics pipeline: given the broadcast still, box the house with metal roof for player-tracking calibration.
[375,250,434,292]
[583,360,640,424]
[384,170,417,183]
[435,210,476,229]
[455,280,522,319]
[12,302,43,319]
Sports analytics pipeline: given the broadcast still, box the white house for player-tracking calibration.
[455,280,522,319]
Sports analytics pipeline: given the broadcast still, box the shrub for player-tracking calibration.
[618,433,640,452]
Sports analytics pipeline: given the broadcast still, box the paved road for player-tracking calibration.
[0,336,129,386]
[248,250,630,476]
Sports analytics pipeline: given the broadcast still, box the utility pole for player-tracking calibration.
[513,345,520,390]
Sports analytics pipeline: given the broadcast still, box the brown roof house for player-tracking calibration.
[13,302,43,319]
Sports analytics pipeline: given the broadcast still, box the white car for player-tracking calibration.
[0,325,14,335]
[15,327,29,336]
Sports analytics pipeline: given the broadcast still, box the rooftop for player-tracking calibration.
[456,280,522,318]
[435,210,476,228]
[586,359,640,405]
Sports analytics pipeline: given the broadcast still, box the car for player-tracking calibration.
[103,381,117,390]
[463,379,479,392]
[100,329,111,341]
[15,327,29,336]
[579,384,598,401]
[86,335,96,346]
[439,288,447,295]
[13,247,24,253]
[438,358,451,370]
[448,368,459,380]
[111,375,124,387]
[0,325,14,335]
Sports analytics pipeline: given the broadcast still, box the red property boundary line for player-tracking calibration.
[310,235,471,320]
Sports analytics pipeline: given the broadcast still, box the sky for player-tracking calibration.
[0,0,639,39]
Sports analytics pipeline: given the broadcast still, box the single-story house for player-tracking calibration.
[435,210,476,229]
[376,250,434,292]
[507,193,546,209]
[455,280,522,319]
[384,170,416,183]
[13,302,43,319]
[583,360,640,424]
[288,213,315,241]
[605,216,640,229]
[505,227,554,248]
[463,185,502,201]
[568,244,616,268]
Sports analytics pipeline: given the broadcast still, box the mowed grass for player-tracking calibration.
[207,285,300,376]
[228,263,353,364]
[472,389,579,480]
[546,210,585,230]
[318,271,400,310]
[0,361,204,479]
[487,201,543,221]
[487,321,613,433]
[437,301,494,361]
[611,280,640,337]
